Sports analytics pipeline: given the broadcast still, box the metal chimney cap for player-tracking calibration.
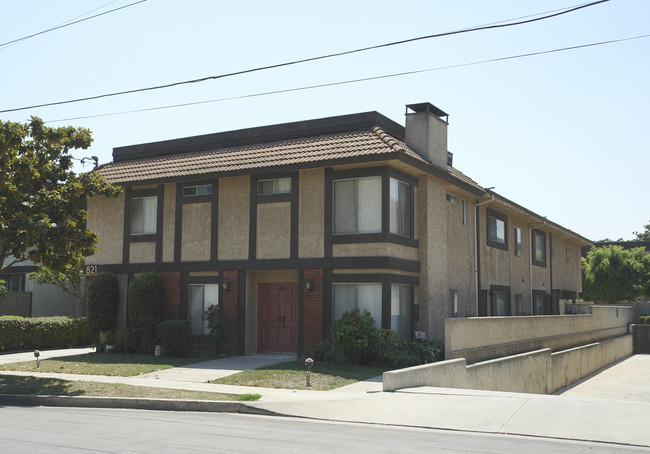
[405,102,448,119]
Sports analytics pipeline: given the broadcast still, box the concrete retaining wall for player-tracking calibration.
[445,305,633,364]
[383,335,633,394]
[632,324,650,354]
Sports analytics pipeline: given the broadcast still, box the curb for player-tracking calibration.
[0,394,283,416]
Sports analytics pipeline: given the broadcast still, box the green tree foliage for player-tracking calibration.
[0,117,120,276]
[582,245,650,303]
[634,220,650,241]
[86,273,119,335]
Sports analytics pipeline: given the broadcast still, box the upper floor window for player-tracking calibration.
[566,246,570,263]
[131,196,157,235]
[445,193,458,204]
[486,209,507,250]
[389,177,410,237]
[532,229,547,267]
[514,227,522,257]
[258,177,291,195]
[183,184,212,197]
[333,176,382,234]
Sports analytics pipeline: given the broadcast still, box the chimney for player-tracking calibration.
[404,103,449,168]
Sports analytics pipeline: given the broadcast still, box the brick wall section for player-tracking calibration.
[159,272,181,320]
[303,269,324,353]
[222,270,239,354]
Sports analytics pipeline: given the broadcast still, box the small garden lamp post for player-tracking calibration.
[34,350,40,368]
[305,357,314,387]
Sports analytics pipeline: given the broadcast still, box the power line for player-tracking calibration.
[0,0,147,49]
[1,0,609,114]
[47,33,650,123]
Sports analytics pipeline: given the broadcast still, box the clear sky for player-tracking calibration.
[2,0,648,242]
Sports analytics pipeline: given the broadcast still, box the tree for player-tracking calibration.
[128,271,164,353]
[633,220,650,241]
[0,117,120,289]
[581,245,650,303]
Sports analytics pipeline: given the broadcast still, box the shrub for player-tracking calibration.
[202,304,226,343]
[639,315,650,324]
[157,320,191,357]
[86,273,119,335]
[0,316,94,351]
[325,309,378,365]
[128,271,164,354]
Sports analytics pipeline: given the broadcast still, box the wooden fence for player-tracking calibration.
[0,291,32,317]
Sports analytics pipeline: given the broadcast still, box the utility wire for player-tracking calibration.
[0,0,147,49]
[1,0,609,114]
[47,33,650,123]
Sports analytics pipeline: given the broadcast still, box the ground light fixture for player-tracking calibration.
[305,357,314,387]
[34,350,40,368]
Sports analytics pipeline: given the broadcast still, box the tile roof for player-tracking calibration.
[99,127,459,183]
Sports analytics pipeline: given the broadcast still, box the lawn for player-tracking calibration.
[211,360,388,391]
[0,375,260,401]
[0,353,200,377]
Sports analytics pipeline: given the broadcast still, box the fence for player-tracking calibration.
[0,291,32,317]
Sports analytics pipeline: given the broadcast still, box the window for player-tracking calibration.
[514,227,522,257]
[490,285,510,316]
[333,177,381,234]
[183,184,212,197]
[6,274,25,292]
[389,178,411,237]
[130,196,157,235]
[333,283,382,328]
[189,284,219,335]
[449,289,458,318]
[391,284,412,341]
[566,246,570,263]
[258,177,291,195]
[532,230,546,266]
[461,200,468,226]
[486,209,507,250]
[446,193,458,205]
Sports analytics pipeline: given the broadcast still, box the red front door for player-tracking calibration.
[258,283,298,353]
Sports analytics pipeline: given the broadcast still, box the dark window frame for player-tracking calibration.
[490,284,511,316]
[532,229,547,267]
[514,226,522,257]
[486,208,508,251]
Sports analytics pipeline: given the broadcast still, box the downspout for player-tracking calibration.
[474,193,495,316]
[529,219,547,314]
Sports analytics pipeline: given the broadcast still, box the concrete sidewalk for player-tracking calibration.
[1,349,649,448]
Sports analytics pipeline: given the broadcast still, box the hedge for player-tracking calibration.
[0,316,94,352]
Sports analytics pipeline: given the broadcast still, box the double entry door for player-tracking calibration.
[258,283,298,353]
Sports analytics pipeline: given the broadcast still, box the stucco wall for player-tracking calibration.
[256,202,291,259]
[129,242,156,264]
[218,176,249,260]
[86,193,124,265]
[162,183,176,262]
[445,305,634,363]
[332,243,419,261]
[299,168,324,258]
[181,202,211,262]
[383,335,632,394]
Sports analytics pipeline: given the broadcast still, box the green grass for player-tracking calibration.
[211,360,388,391]
[0,375,260,401]
[0,353,200,376]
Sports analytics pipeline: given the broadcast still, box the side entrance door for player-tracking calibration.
[258,283,298,353]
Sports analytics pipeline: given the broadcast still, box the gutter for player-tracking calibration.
[474,193,495,316]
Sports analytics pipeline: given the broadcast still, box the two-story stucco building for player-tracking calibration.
[86,102,590,355]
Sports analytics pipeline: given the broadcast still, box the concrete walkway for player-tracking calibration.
[1,348,649,448]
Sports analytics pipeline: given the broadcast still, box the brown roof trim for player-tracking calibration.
[489,190,592,244]
[112,111,405,163]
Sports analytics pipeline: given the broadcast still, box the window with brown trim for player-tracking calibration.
[486,209,508,251]
[532,229,547,267]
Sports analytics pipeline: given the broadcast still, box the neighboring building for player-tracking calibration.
[86,102,590,355]
[1,259,81,317]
